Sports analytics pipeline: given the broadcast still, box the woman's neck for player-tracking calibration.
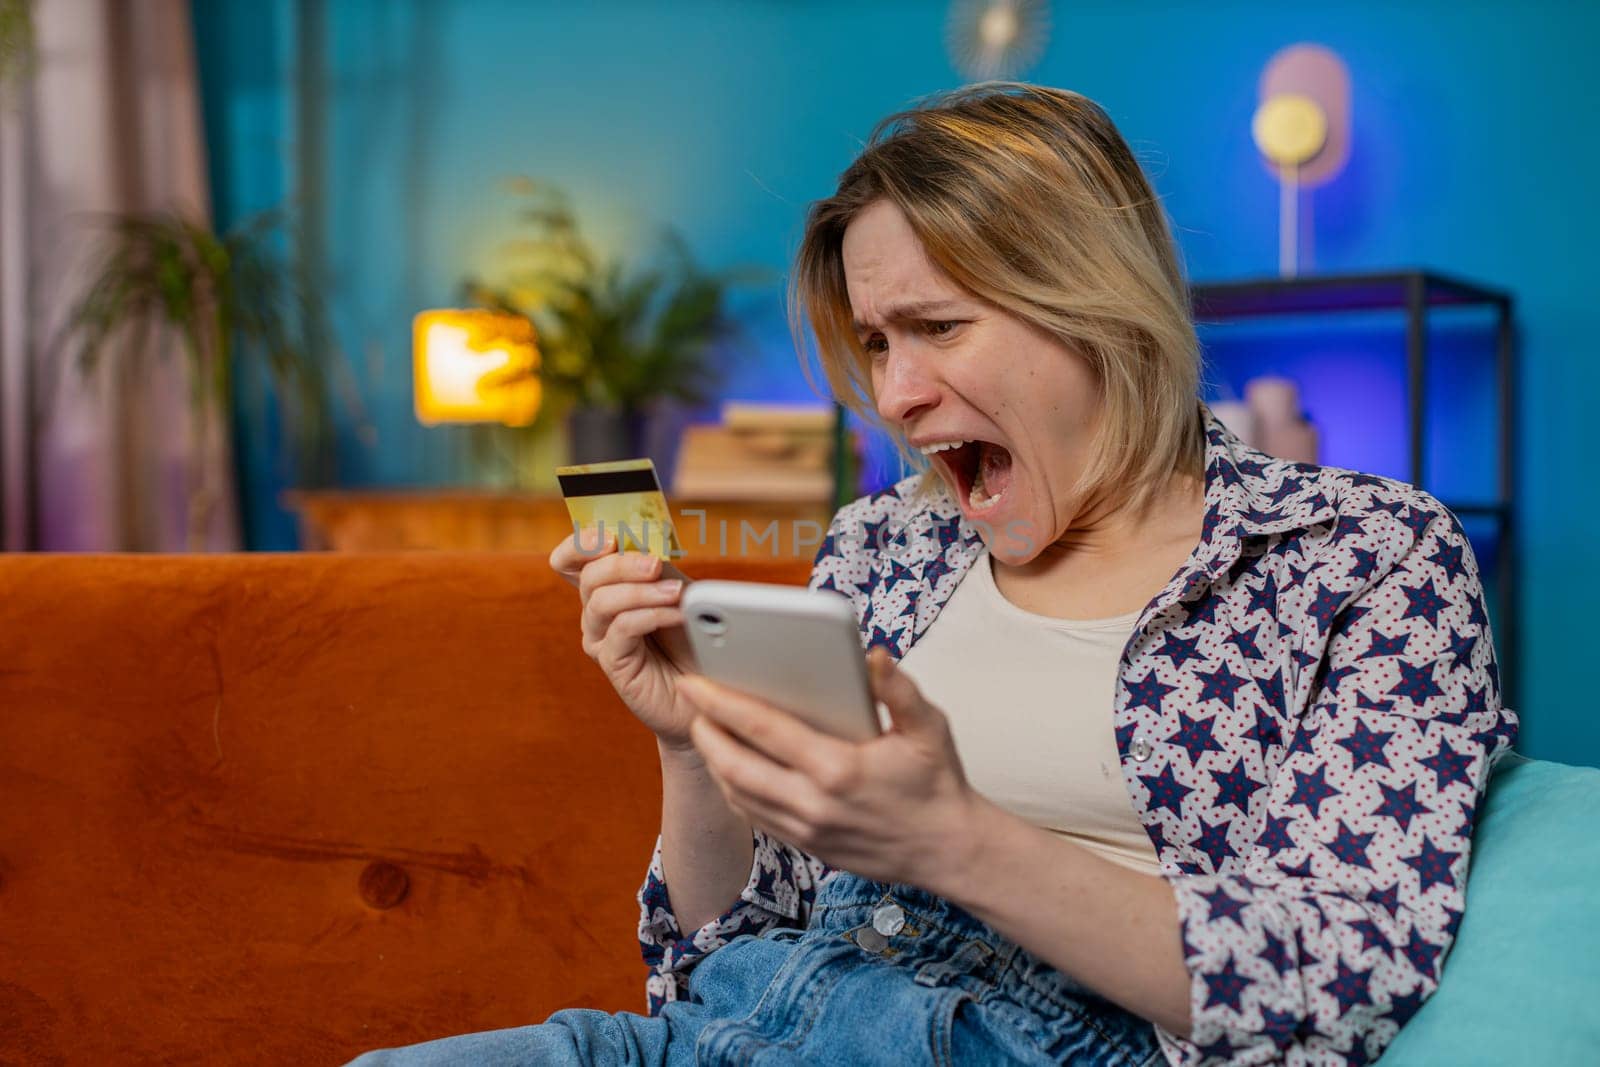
[990,472,1207,620]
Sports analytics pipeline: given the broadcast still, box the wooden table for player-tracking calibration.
[284,489,834,560]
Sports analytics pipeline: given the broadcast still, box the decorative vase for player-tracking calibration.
[1245,376,1320,464]
[566,405,647,465]
[1207,400,1261,450]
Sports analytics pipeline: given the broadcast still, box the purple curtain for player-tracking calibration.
[0,0,239,551]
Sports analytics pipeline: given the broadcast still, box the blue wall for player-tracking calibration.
[193,0,1600,766]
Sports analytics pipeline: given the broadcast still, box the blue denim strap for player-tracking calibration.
[913,937,995,988]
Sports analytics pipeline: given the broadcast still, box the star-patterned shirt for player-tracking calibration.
[636,401,1518,1066]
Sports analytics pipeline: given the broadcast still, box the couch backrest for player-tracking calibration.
[0,552,810,1064]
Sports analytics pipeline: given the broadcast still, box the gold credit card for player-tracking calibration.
[556,458,684,561]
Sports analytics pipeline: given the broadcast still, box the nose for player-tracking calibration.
[874,348,940,427]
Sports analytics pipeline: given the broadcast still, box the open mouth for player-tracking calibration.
[923,439,1014,516]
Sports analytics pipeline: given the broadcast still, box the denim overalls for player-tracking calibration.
[347,871,1164,1066]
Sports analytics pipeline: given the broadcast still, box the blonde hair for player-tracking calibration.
[788,82,1206,523]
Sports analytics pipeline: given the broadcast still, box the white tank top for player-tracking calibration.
[896,548,1162,877]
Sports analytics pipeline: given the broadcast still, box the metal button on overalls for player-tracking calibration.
[855,926,888,952]
[871,902,906,937]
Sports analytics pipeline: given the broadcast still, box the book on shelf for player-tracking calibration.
[672,468,834,500]
[672,411,836,502]
[719,401,835,434]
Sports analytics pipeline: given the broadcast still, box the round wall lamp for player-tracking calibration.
[946,0,1051,82]
[1253,44,1351,277]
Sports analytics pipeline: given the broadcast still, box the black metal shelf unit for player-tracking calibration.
[1189,269,1517,709]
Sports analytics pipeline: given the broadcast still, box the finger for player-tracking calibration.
[678,674,856,782]
[598,606,686,665]
[578,548,662,602]
[550,526,616,582]
[584,578,685,644]
[868,647,934,732]
[690,718,831,850]
[710,784,817,849]
[690,714,817,816]
[648,617,699,675]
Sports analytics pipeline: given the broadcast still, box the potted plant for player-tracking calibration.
[59,209,337,549]
[462,178,769,471]
[0,0,32,91]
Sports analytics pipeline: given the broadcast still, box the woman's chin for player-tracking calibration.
[972,503,1050,565]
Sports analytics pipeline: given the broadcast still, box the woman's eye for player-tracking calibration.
[862,322,959,359]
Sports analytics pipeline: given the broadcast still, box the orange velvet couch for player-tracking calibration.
[0,551,809,1065]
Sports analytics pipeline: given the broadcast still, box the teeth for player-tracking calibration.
[968,484,1003,510]
[968,462,1004,511]
[917,438,1003,510]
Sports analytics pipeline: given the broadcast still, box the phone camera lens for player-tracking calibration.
[694,611,727,637]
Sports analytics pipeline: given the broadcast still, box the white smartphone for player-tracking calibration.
[680,580,883,742]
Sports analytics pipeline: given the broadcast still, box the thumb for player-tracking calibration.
[867,646,938,734]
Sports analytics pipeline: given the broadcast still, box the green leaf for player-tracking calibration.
[54,203,344,490]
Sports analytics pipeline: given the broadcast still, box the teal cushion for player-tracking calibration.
[1379,755,1600,1064]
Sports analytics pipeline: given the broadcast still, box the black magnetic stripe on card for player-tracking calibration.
[557,469,662,497]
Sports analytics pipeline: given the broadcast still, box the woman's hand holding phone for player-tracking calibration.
[548,528,699,753]
[676,647,983,892]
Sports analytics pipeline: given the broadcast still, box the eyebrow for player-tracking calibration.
[850,300,966,335]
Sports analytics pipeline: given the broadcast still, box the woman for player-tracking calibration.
[351,83,1516,1066]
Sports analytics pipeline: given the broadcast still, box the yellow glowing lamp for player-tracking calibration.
[413,309,541,426]
[1252,93,1328,168]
